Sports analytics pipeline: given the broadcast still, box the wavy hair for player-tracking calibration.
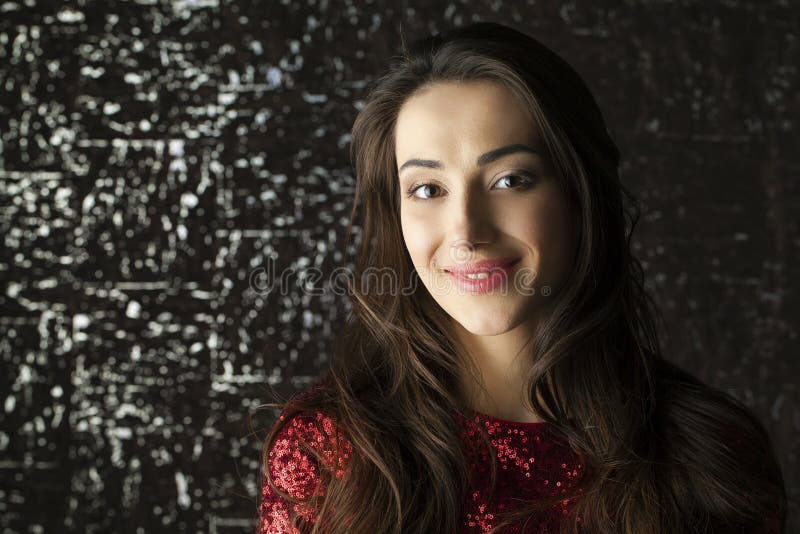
[257,21,786,533]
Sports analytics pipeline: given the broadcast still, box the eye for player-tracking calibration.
[494,173,535,189]
[406,183,443,200]
[405,173,536,201]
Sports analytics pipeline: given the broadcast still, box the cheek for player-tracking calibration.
[400,208,439,267]
[518,192,574,273]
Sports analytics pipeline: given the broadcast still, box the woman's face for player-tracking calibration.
[395,80,576,336]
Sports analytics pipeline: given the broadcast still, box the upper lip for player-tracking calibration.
[443,257,520,275]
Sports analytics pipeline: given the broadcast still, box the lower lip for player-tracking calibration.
[445,260,521,295]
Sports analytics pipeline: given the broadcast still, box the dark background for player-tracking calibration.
[0,0,797,532]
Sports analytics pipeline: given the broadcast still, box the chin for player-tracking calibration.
[459,318,518,337]
[447,305,523,336]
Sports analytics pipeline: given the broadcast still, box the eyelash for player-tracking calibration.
[404,173,537,201]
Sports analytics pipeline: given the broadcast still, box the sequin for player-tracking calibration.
[259,408,585,533]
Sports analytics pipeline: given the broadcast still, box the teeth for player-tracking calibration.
[464,272,490,279]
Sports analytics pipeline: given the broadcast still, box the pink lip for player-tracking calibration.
[443,257,520,276]
[442,257,521,295]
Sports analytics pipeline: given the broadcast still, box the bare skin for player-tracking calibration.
[395,80,575,424]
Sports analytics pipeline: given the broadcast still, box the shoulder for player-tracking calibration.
[258,394,353,533]
[268,406,353,487]
[655,358,777,463]
[654,359,786,532]
[264,377,354,493]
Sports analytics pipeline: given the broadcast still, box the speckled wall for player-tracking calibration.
[0,0,796,532]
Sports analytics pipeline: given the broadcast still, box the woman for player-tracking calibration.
[256,21,786,534]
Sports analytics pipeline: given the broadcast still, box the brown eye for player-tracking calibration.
[407,183,442,200]
[494,173,536,189]
[405,173,536,202]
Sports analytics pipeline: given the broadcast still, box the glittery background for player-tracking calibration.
[0,1,797,532]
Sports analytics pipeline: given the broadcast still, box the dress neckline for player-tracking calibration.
[457,408,550,427]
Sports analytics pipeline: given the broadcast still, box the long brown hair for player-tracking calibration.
[257,21,786,533]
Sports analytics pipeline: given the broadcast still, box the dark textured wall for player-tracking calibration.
[0,0,797,532]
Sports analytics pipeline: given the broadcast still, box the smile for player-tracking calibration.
[444,258,521,295]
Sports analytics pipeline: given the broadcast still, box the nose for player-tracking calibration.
[446,185,495,257]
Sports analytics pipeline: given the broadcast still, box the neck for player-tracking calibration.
[450,313,548,424]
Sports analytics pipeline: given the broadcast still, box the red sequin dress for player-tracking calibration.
[258,405,586,533]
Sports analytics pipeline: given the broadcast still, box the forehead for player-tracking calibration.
[394,80,539,166]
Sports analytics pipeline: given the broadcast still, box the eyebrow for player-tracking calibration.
[398,143,538,174]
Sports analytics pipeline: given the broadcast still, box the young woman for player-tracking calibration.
[256,22,787,534]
